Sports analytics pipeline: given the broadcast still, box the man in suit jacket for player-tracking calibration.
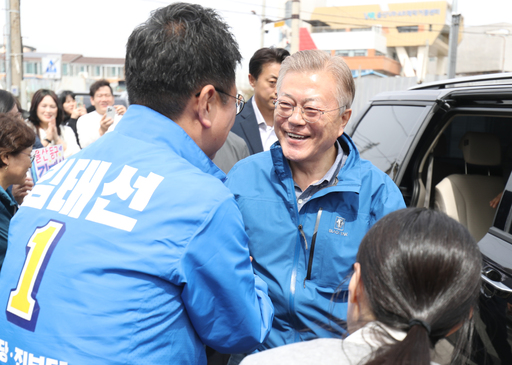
[231,47,290,154]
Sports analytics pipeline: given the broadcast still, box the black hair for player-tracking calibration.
[59,90,75,117]
[125,2,242,121]
[28,89,63,136]
[89,80,113,98]
[249,47,290,80]
[0,89,16,114]
[356,208,481,365]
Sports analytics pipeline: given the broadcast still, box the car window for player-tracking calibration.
[351,105,427,177]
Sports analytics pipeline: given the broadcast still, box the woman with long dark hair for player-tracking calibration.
[59,90,86,145]
[27,89,80,158]
[241,208,482,365]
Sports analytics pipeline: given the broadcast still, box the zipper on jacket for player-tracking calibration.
[304,207,323,288]
[298,225,308,250]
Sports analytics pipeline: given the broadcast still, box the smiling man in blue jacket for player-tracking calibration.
[226,50,405,361]
[0,3,273,364]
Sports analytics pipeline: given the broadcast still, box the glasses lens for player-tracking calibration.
[236,94,245,115]
[276,102,293,118]
[303,108,320,123]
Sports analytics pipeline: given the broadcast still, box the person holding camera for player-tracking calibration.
[76,79,126,148]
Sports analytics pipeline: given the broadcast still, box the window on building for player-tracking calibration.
[62,64,68,76]
[351,27,372,32]
[24,62,35,74]
[106,66,118,77]
[375,50,386,56]
[397,26,419,33]
[335,50,369,57]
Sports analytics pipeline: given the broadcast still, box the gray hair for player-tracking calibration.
[276,50,355,110]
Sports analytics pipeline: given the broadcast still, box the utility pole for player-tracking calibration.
[4,0,11,91]
[447,0,460,79]
[260,0,266,48]
[290,0,300,54]
[9,0,22,96]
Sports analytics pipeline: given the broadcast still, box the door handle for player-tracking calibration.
[481,272,512,294]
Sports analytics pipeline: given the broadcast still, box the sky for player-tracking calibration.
[1,0,511,73]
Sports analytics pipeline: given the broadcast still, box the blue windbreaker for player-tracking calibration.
[226,134,405,350]
[0,105,273,364]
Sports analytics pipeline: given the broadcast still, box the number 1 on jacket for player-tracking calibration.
[6,220,65,330]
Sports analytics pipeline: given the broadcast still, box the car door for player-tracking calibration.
[477,172,512,364]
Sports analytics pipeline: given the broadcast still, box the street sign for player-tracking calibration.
[42,55,62,79]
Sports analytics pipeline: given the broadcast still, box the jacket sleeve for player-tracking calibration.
[178,195,274,353]
[370,174,406,224]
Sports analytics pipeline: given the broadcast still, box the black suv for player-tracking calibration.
[346,73,512,364]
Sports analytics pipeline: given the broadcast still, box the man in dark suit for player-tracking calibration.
[231,47,290,154]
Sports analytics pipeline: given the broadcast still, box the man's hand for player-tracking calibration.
[490,192,503,209]
[114,105,127,116]
[12,177,34,205]
[99,113,114,136]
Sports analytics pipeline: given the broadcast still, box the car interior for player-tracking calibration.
[416,114,512,242]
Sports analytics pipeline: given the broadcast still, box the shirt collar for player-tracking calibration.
[114,105,226,181]
[252,97,268,128]
[293,140,344,190]
[0,186,17,208]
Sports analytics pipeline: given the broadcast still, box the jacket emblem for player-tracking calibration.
[329,216,348,236]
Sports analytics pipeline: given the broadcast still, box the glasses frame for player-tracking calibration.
[19,151,35,163]
[195,87,245,115]
[273,100,346,124]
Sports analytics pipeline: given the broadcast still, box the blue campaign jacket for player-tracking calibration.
[0,105,273,364]
[226,134,405,350]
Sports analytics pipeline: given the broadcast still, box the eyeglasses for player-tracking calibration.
[195,88,245,115]
[19,151,35,163]
[273,100,346,124]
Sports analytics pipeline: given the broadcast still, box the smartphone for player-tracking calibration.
[76,95,84,109]
[106,106,116,120]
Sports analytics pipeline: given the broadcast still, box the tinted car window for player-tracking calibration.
[351,105,427,176]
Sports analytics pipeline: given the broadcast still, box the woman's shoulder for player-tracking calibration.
[241,338,371,365]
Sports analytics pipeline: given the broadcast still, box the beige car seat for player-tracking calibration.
[435,132,504,241]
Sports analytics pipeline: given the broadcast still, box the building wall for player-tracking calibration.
[311,1,454,47]
[456,23,512,75]
[311,28,387,54]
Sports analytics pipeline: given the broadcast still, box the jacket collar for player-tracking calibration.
[270,133,362,193]
[0,186,17,211]
[115,105,226,181]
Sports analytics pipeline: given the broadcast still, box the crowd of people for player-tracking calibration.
[0,2,484,365]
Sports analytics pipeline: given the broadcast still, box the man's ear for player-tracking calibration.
[248,74,256,88]
[90,96,95,107]
[338,108,352,137]
[196,85,217,129]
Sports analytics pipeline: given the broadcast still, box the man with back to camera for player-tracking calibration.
[231,47,290,154]
[226,50,405,362]
[76,79,127,148]
[0,3,273,364]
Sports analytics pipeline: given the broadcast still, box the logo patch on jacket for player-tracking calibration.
[329,216,348,236]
